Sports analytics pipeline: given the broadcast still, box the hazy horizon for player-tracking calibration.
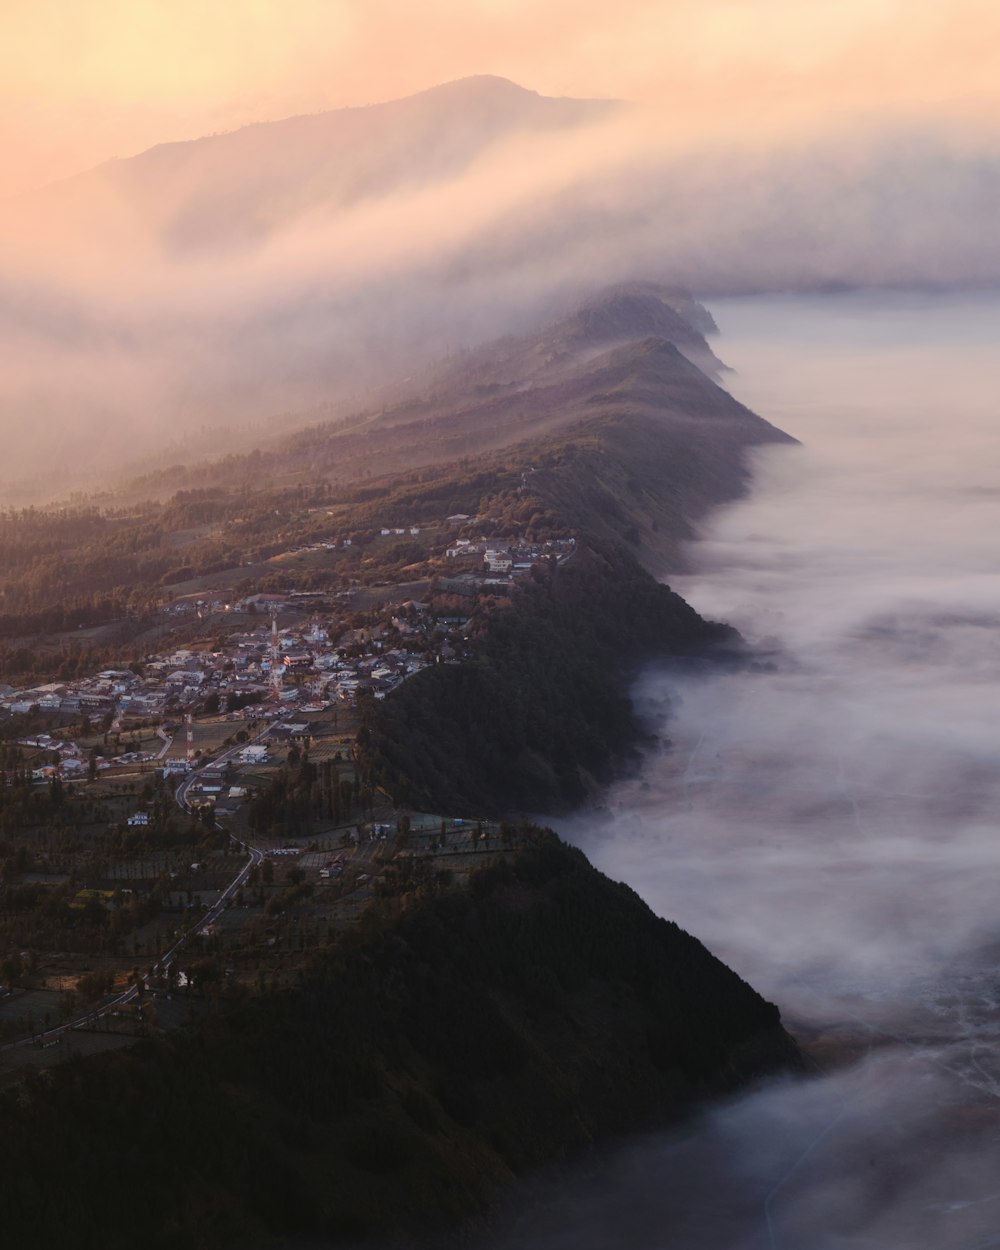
[4,3,1000,501]
[7,1,1000,200]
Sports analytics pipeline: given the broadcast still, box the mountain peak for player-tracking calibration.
[416,74,538,100]
[28,74,616,256]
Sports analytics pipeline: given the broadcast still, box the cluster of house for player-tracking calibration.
[218,602,449,711]
[1,670,142,719]
[4,595,472,784]
[444,535,576,574]
[22,734,102,781]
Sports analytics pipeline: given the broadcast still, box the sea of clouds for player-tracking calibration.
[488,291,1000,1250]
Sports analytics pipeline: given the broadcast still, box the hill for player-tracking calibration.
[0,833,800,1249]
[0,283,805,1244]
[24,76,615,256]
[115,282,789,551]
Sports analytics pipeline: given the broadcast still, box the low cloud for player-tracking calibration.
[3,82,1000,499]
[536,292,1000,1247]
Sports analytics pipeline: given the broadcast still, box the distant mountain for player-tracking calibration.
[5,73,1000,504]
[0,77,628,501]
[25,76,616,254]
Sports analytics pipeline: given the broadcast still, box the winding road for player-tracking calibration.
[2,723,271,1053]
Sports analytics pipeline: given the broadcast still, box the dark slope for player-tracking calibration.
[0,835,800,1249]
[352,293,794,813]
[520,337,796,571]
[359,541,735,816]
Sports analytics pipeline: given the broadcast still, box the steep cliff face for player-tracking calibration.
[356,291,795,814]
[0,834,801,1249]
[518,334,795,573]
[359,541,737,817]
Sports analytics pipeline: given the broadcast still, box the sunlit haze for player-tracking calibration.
[1,1,998,501]
[4,0,1000,197]
[5,5,1000,1245]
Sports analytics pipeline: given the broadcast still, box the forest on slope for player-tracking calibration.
[357,540,736,815]
[0,834,800,1249]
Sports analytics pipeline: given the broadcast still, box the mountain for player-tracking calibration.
[118,281,790,570]
[0,834,800,1248]
[0,281,804,1244]
[0,77,626,501]
[22,76,616,255]
[5,74,1000,503]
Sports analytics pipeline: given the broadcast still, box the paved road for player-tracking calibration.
[1,723,271,1054]
[154,728,173,759]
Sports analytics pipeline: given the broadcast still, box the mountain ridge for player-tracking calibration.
[21,75,617,256]
[106,281,788,547]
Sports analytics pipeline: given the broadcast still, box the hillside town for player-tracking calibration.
[4,598,453,782]
[0,530,577,786]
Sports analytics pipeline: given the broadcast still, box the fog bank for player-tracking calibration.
[5,78,1000,501]
[490,291,1000,1248]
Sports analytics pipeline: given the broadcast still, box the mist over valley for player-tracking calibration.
[512,291,1000,1249]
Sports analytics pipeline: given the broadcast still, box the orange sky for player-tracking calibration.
[2,0,999,198]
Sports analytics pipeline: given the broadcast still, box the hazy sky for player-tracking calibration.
[4,0,1000,198]
[3,0,1000,501]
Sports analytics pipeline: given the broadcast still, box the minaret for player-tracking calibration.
[270,608,283,702]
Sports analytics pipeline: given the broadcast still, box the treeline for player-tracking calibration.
[247,752,365,841]
[0,640,147,684]
[0,489,317,631]
[0,832,798,1248]
[358,542,737,815]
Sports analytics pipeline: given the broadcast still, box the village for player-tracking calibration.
[0,525,575,759]
[0,525,574,1069]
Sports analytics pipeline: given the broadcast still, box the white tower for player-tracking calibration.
[270,608,283,702]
